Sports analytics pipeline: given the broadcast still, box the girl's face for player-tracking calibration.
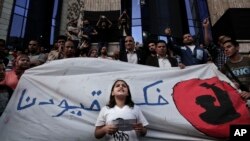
[112,81,128,97]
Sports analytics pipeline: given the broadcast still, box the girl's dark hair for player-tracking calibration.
[107,80,134,108]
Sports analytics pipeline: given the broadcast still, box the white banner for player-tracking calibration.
[0,58,249,141]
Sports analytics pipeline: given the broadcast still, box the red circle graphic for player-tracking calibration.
[173,77,250,139]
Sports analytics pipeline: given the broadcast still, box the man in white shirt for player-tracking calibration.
[145,40,185,69]
[119,36,145,64]
[166,30,208,66]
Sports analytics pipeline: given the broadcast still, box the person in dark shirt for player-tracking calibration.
[0,39,9,67]
[96,15,112,50]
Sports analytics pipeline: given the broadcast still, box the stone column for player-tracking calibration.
[0,0,14,40]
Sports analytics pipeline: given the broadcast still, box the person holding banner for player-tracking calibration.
[95,79,148,141]
[145,40,185,69]
[221,39,250,100]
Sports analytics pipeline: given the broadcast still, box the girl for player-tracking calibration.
[95,80,148,141]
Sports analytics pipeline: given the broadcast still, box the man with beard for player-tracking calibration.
[146,40,157,58]
[98,46,112,59]
[27,39,46,67]
[63,40,76,59]
[166,31,208,66]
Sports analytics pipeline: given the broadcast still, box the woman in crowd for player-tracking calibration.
[0,54,30,90]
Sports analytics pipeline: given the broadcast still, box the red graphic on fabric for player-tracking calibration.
[173,77,250,139]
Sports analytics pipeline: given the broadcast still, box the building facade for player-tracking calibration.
[0,0,249,53]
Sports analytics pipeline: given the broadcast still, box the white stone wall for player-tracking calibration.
[59,0,121,54]
[91,42,120,55]
[206,0,250,53]
[0,0,14,40]
[84,0,121,11]
[239,41,250,53]
[59,0,121,37]
[0,0,249,53]
[207,0,250,25]
[59,0,68,36]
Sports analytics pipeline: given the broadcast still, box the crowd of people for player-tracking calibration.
[0,14,250,140]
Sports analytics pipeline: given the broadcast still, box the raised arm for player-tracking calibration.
[164,27,181,55]
[106,17,113,28]
[202,18,212,46]
[96,16,102,27]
